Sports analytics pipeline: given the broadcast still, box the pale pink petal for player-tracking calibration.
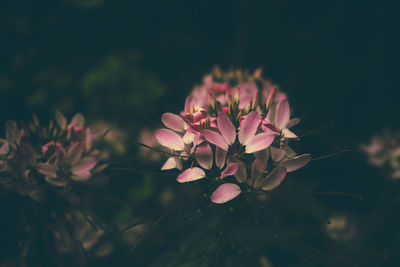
[85,128,93,151]
[262,166,287,190]
[183,131,195,144]
[279,154,311,172]
[270,146,286,162]
[287,118,300,128]
[71,171,91,181]
[245,133,275,154]
[253,149,269,168]
[275,100,290,130]
[72,157,98,175]
[211,183,241,204]
[228,157,247,183]
[177,167,206,183]
[238,111,260,145]
[215,147,227,169]
[217,111,236,145]
[220,163,239,179]
[67,142,83,165]
[37,163,57,178]
[161,157,176,170]
[238,95,253,109]
[155,129,185,151]
[45,177,69,187]
[202,130,228,151]
[195,143,213,170]
[174,155,183,170]
[55,111,67,129]
[251,159,266,187]
[282,128,297,139]
[0,141,9,155]
[162,113,185,132]
[71,113,85,128]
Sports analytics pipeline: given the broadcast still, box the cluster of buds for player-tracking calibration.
[154,69,311,204]
[0,112,108,202]
[361,130,400,179]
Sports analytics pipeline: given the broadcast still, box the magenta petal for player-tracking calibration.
[245,133,275,154]
[196,143,213,170]
[220,163,239,179]
[72,157,98,175]
[279,154,311,172]
[155,129,185,151]
[211,183,241,204]
[161,157,176,170]
[162,113,185,132]
[270,146,286,162]
[215,147,227,169]
[177,167,206,183]
[37,163,57,178]
[202,130,228,151]
[238,111,260,145]
[71,113,85,127]
[217,111,236,145]
[262,166,287,190]
[275,100,290,130]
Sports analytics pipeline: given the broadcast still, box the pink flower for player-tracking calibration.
[37,143,98,187]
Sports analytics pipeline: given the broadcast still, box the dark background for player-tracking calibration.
[0,0,399,266]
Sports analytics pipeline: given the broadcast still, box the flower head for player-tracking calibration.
[155,68,311,204]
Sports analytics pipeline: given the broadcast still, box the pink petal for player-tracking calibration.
[279,154,311,172]
[253,148,270,167]
[215,147,227,169]
[0,141,9,155]
[72,157,98,175]
[287,118,300,128]
[37,163,57,178]
[45,177,69,187]
[245,133,275,154]
[275,100,290,130]
[155,129,185,151]
[177,167,206,183]
[71,113,85,128]
[228,157,247,183]
[161,157,176,170]
[262,166,287,190]
[238,111,260,145]
[71,171,91,181]
[55,111,67,129]
[173,155,183,170]
[220,163,239,179]
[195,143,213,170]
[282,128,297,139]
[202,130,228,151]
[67,142,83,165]
[162,113,185,132]
[270,146,286,162]
[211,183,241,204]
[217,111,236,145]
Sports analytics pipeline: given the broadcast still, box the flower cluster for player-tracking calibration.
[0,112,108,202]
[361,130,400,179]
[154,69,311,204]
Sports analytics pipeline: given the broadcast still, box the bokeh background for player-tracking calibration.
[1,0,399,266]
